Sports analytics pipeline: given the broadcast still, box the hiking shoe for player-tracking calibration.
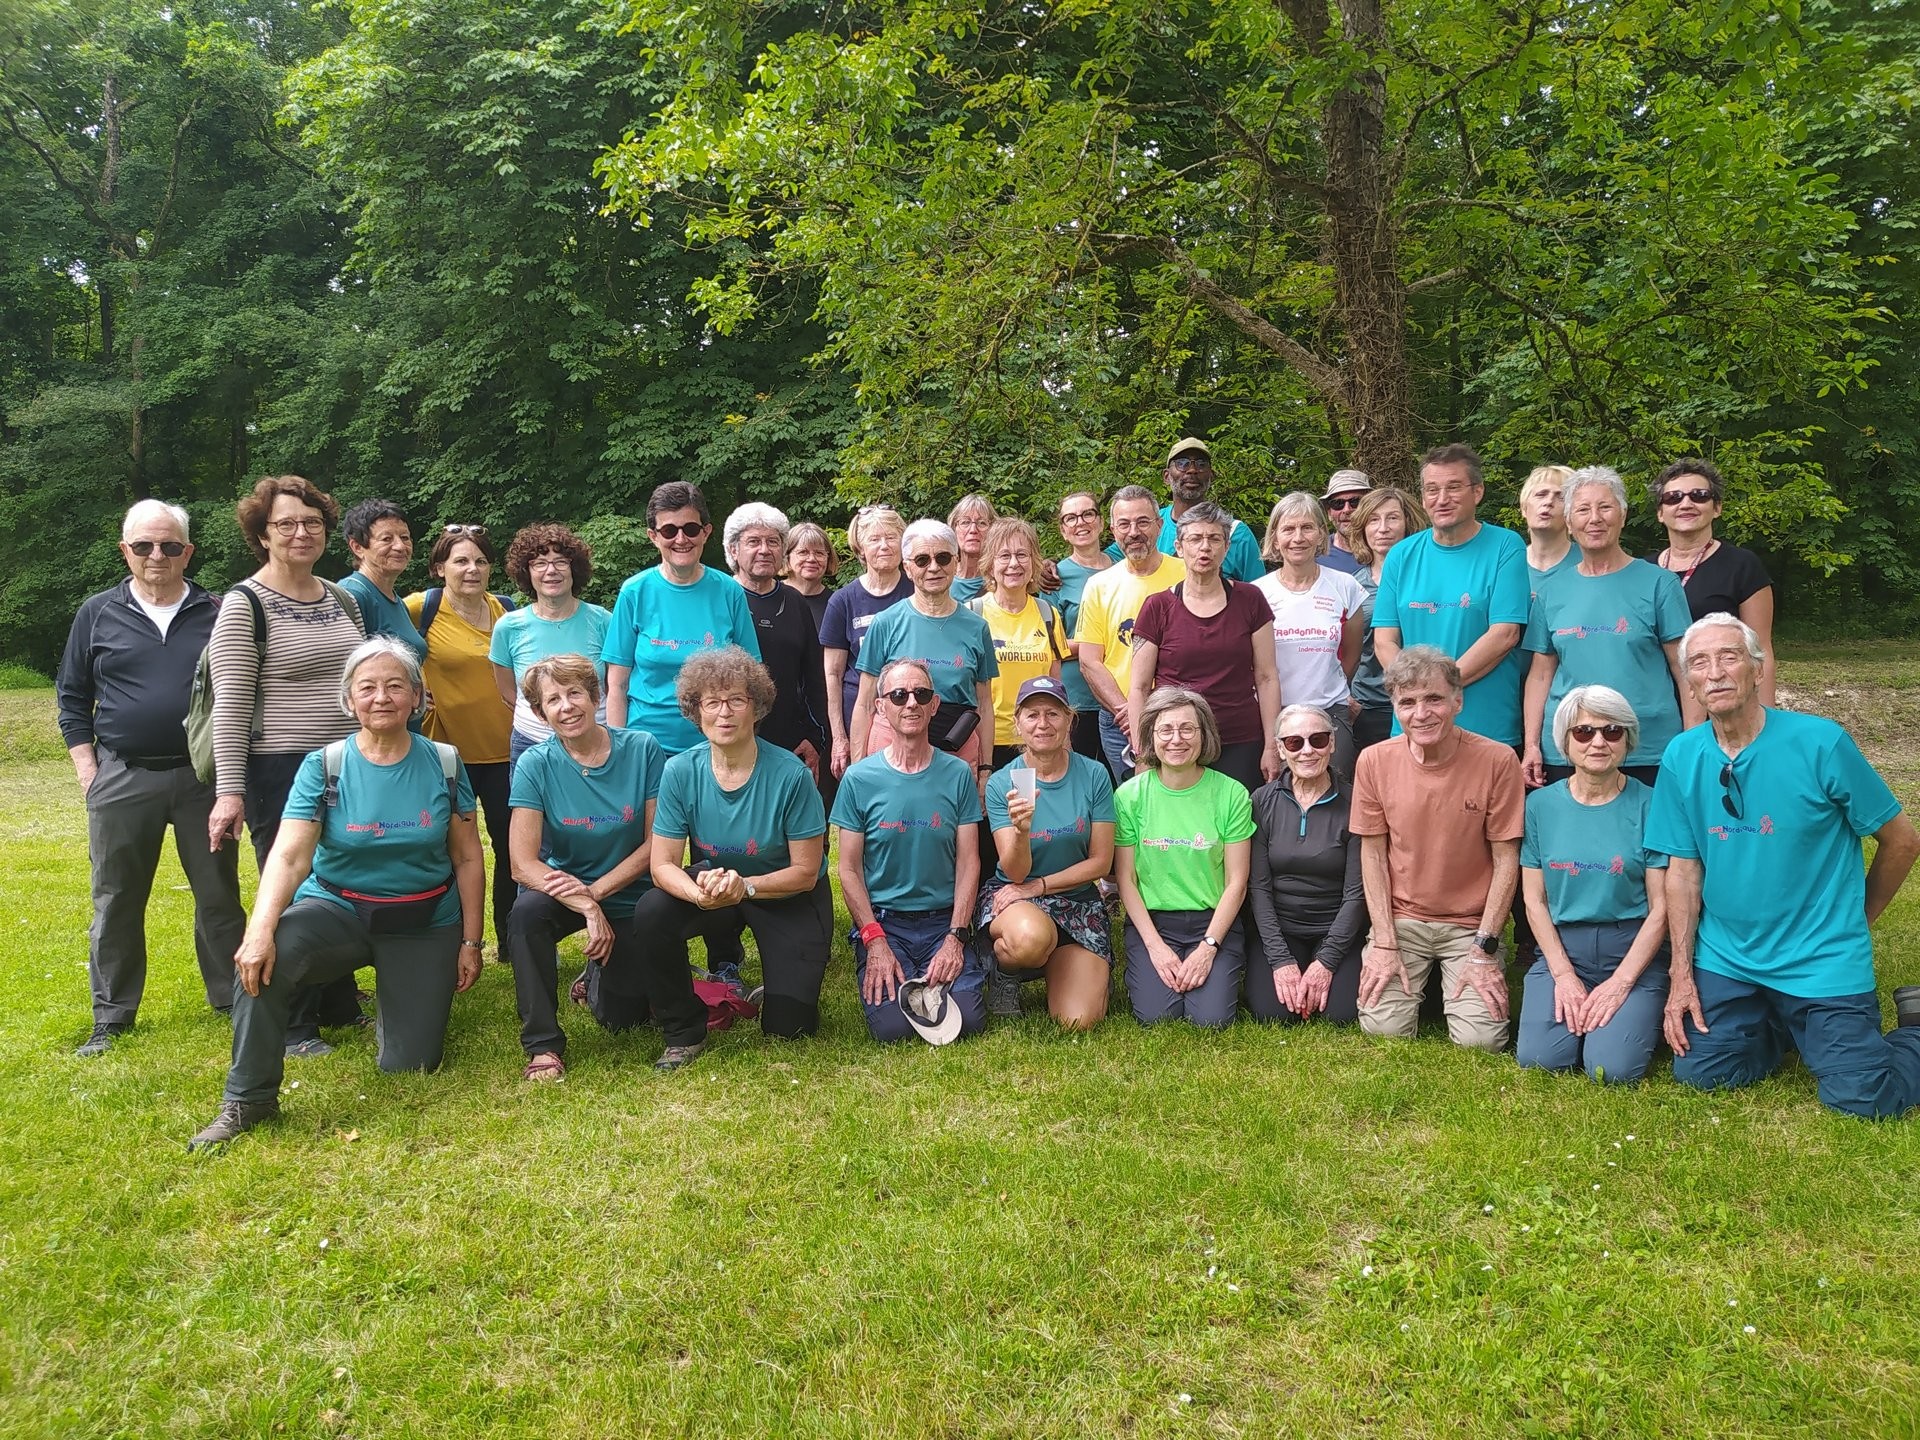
[285,1036,334,1059]
[187,1099,280,1151]
[75,1021,130,1058]
[1896,986,1920,1029]
[654,1041,706,1073]
[986,968,1022,1018]
[709,962,747,997]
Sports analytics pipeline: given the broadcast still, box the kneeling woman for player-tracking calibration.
[831,660,989,1042]
[1516,684,1670,1083]
[1113,687,1254,1028]
[980,676,1116,1028]
[635,647,835,1046]
[504,655,690,1080]
[190,638,484,1147]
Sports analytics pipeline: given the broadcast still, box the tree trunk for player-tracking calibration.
[97,276,116,364]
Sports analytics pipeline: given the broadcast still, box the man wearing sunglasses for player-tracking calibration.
[1318,469,1370,576]
[56,499,245,1056]
[1646,614,1920,1117]
[1103,438,1265,584]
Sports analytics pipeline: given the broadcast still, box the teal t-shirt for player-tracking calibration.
[284,734,474,929]
[507,727,665,917]
[1053,557,1109,711]
[950,575,986,604]
[338,572,426,659]
[487,602,613,741]
[1114,767,1256,913]
[854,602,999,706]
[601,567,761,754]
[984,752,1116,895]
[1528,548,1579,602]
[1374,524,1531,744]
[653,739,828,880]
[830,749,983,911]
[1521,777,1667,926]
[1645,710,1901,997]
[1524,560,1690,767]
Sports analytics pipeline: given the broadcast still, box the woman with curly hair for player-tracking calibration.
[489,522,612,768]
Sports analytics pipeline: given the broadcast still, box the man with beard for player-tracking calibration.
[1076,485,1187,785]
[1106,438,1265,583]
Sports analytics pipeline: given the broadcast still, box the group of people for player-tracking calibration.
[52,441,1920,1151]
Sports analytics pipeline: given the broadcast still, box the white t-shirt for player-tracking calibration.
[1253,566,1368,709]
[134,592,187,640]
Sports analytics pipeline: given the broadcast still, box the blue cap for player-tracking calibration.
[1014,676,1074,710]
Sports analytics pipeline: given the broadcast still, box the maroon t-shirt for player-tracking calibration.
[1132,580,1274,744]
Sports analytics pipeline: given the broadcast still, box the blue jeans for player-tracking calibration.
[1673,967,1920,1118]
[1097,711,1134,788]
[1516,921,1667,1083]
[853,908,986,1043]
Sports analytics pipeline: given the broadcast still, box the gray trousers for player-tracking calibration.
[225,900,460,1105]
[86,750,244,1024]
[1124,910,1246,1028]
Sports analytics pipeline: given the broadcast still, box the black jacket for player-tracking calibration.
[1248,770,1367,970]
[57,578,220,759]
[743,581,829,755]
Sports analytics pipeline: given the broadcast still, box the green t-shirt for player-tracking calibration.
[507,727,665,917]
[830,749,983,912]
[1520,777,1667,926]
[653,739,827,879]
[984,752,1115,896]
[854,602,999,706]
[1113,767,1255,913]
[284,734,475,929]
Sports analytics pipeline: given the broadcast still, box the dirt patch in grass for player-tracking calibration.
[1778,647,1920,803]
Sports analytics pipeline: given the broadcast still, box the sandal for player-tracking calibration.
[523,1052,565,1082]
[569,967,590,1008]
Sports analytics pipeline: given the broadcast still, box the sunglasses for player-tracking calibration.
[443,523,487,536]
[883,686,936,707]
[909,551,954,569]
[1719,760,1743,820]
[1568,723,1628,744]
[1660,488,1715,507]
[1323,495,1361,512]
[126,540,187,557]
[651,521,708,541]
[1279,731,1334,753]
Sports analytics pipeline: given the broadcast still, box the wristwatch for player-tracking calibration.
[745,881,757,899]
[1200,934,1221,950]
[1471,932,1501,957]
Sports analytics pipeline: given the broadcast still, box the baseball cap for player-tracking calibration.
[1166,437,1212,465]
[1015,676,1074,711]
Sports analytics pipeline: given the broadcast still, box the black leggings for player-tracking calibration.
[246,750,362,1038]
[466,760,516,942]
[628,875,835,1038]
[1242,928,1362,1026]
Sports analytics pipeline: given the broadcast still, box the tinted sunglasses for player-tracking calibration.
[1659,488,1715,507]
[909,551,954,569]
[1279,731,1334,752]
[1323,495,1362,512]
[443,523,487,537]
[1568,724,1627,744]
[883,686,936,707]
[1719,760,1743,820]
[127,540,187,557]
[651,521,708,540]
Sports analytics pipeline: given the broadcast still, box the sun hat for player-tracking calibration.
[898,976,965,1045]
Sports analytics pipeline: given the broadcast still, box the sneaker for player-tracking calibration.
[285,1036,334,1059]
[709,962,747,997]
[569,967,590,1007]
[654,1041,706,1072]
[187,1098,280,1150]
[986,968,1022,1018]
[1896,986,1920,1029]
[75,1021,131,1058]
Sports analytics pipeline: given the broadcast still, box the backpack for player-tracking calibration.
[187,579,364,785]
[966,593,1067,662]
[415,586,518,658]
[321,736,461,812]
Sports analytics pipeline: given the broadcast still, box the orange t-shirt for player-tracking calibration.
[1350,730,1525,927]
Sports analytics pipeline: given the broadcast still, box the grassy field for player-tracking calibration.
[4,646,1920,1438]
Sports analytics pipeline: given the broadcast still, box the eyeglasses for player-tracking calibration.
[530,556,571,572]
[1168,456,1210,472]
[1153,723,1200,740]
[1660,488,1715,507]
[1719,760,1744,820]
[126,540,187,557]
[1279,731,1334,753]
[267,517,325,536]
[1323,495,1361,512]
[909,551,954,569]
[652,522,708,541]
[883,686,936,707]
[1059,508,1099,526]
[699,694,753,714]
[1568,723,1628,744]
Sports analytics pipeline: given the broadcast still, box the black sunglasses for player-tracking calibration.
[1719,760,1743,820]
[909,551,954,569]
[1323,495,1362,511]
[127,540,187,557]
[1569,724,1628,744]
[1660,488,1715,507]
[883,686,936,707]
[651,521,708,541]
[1279,731,1333,753]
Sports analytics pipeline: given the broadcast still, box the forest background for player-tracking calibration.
[2,0,1916,675]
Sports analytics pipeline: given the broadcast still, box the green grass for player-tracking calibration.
[0,662,49,692]
[4,646,1920,1437]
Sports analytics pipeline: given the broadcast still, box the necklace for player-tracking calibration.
[565,733,611,775]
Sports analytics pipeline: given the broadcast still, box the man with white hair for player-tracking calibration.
[56,499,245,1056]
[724,503,828,776]
[1647,612,1920,1116]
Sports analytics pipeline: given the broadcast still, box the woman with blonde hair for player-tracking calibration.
[1520,464,1576,591]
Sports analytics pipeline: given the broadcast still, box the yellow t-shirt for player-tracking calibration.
[974,594,1068,746]
[404,591,513,764]
[1072,556,1186,699]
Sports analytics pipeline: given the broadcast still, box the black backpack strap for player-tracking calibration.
[420,587,444,636]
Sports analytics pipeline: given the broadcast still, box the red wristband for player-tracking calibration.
[857,921,886,946]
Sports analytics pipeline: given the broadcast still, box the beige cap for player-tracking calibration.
[1166,437,1212,465]
[1322,468,1371,500]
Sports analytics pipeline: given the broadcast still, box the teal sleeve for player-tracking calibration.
[984,768,1011,832]
[1372,548,1402,632]
[454,759,475,817]
[653,761,692,840]
[1520,789,1542,870]
[1089,764,1116,824]
[1829,730,1902,839]
[1489,542,1532,626]
[282,750,328,823]
[600,577,640,668]
[1643,760,1699,859]
[640,735,665,803]
[782,763,828,840]
[1224,524,1265,584]
[508,746,546,810]
[1522,592,1550,655]
[1653,568,1691,644]
[487,615,514,667]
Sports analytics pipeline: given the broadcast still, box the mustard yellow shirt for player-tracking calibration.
[975,593,1067,746]
[404,591,513,764]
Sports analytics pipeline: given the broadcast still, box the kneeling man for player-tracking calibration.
[1649,613,1920,1117]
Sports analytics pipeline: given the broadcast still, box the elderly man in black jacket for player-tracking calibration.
[57,499,245,1056]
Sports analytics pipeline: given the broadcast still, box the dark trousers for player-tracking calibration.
[466,760,514,940]
[225,900,460,1105]
[1124,910,1245,1028]
[1071,709,1104,764]
[854,908,987,1043]
[85,751,242,1024]
[506,889,708,1054]
[1210,742,1265,794]
[1243,928,1361,1026]
[1516,921,1667,1083]
[630,875,836,1038]
[246,750,362,1039]
[1353,704,1393,751]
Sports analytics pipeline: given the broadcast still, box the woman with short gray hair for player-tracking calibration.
[1522,465,1699,789]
